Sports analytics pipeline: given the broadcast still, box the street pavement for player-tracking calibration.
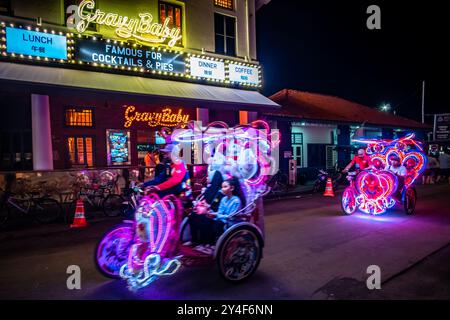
[0,184,449,300]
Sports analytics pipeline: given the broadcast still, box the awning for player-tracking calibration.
[0,62,279,108]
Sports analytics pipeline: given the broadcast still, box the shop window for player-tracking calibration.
[64,0,97,31]
[326,145,338,170]
[0,0,12,15]
[214,0,233,10]
[67,136,94,167]
[214,13,236,56]
[291,133,303,144]
[159,1,182,45]
[65,108,94,127]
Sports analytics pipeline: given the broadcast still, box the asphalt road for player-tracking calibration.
[0,184,449,300]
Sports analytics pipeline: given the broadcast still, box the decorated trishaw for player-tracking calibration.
[94,120,279,290]
[341,134,427,216]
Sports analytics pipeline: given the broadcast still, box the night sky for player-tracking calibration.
[256,0,448,123]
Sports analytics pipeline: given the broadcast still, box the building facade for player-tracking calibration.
[263,89,430,181]
[0,0,277,172]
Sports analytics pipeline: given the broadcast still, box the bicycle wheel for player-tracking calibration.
[102,194,125,217]
[34,197,63,223]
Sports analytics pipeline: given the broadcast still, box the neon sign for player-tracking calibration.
[124,105,190,128]
[347,133,427,215]
[75,0,182,47]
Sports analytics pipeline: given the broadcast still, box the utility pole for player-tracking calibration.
[422,81,425,124]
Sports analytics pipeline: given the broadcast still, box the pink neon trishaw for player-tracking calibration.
[341,134,427,216]
[94,121,279,290]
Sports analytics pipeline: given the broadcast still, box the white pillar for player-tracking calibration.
[31,94,53,170]
[196,107,209,126]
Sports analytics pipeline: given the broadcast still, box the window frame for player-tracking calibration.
[66,135,95,167]
[214,12,237,56]
[214,0,234,11]
[64,106,95,128]
[158,0,183,47]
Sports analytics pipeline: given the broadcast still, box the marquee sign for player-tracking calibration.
[74,0,182,47]
[228,63,259,85]
[189,57,225,81]
[0,24,261,89]
[75,39,185,73]
[5,27,67,59]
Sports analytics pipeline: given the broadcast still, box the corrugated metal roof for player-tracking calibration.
[0,62,280,108]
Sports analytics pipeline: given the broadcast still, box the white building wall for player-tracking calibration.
[292,124,337,168]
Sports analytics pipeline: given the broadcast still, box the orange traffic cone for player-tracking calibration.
[323,177,335,197]
[70,199,88,228]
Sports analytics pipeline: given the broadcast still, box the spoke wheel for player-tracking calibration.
[95,224,134,278]
[217,227,262,283]
[341,188,357,215]
[103,194,125,217]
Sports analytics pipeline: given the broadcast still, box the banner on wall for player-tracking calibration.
[434,113,450,141]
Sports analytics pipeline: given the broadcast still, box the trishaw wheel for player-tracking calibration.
[217,226,262,283]
[404,188,417,215]
[94,223,134,278]
[341,187,357,215]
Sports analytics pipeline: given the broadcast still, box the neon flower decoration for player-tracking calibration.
[355,170,397,215]
[171,120,280,201]
[350,133,427,215]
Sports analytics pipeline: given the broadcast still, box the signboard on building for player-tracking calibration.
[106,129,131,165]
[228,63,259,85]
[75,39,185,73]
[5,27,67,59]
[189,57,225,81]
[123,105,190,128]
[434,113,450,141]
[67,0,182,47]
[0,26,260,89]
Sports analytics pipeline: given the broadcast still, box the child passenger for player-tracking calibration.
[188,176,246,254]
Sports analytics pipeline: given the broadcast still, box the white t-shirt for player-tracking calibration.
[385,164,407,176]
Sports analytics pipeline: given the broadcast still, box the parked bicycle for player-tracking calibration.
[0,186,63,227]
[68,173,122,219]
